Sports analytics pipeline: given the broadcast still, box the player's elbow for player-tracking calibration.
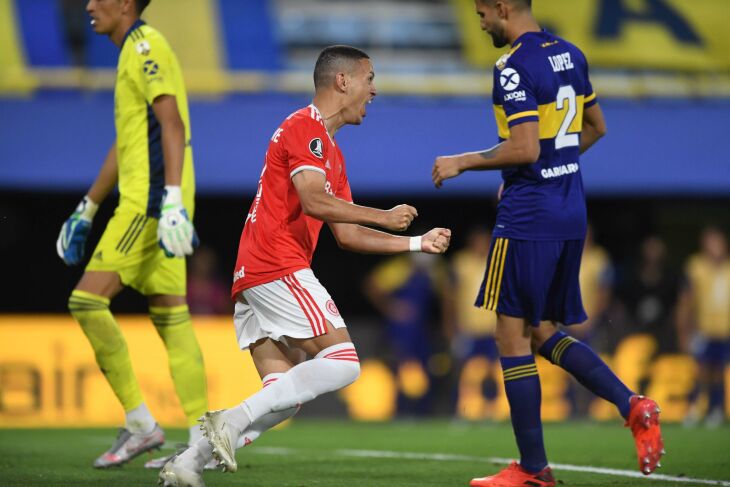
[300,196,328,220]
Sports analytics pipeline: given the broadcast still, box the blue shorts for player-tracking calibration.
[696,338,730,366]
[474,237,587,327]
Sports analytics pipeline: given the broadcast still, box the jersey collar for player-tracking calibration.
[308,103,335,146]
[121,19,146,48]
[511,28,548,47]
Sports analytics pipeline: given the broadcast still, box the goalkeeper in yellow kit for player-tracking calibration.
[56,0,210,469]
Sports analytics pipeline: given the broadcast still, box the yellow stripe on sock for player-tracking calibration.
[502,363,537,376]
[503,369,538,381]
[552,336,577,364]
[504,369,539,381]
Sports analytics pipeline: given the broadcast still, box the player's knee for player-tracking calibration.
[322,355,360,389]
[68,290,110,317]
[339,359,361,387]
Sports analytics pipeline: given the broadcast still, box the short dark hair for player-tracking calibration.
[313,45,370,90]
[135,0,151,14]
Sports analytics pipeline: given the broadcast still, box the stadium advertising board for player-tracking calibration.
[455,0,730,71]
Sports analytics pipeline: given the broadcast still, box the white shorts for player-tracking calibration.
[233,268,347,350]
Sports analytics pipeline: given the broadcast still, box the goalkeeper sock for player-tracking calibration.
[69,290,146,415]
[500,355,547,473]
[150,305,208,427]
[538,331,633,419]
[125,403,156,435]
[224,342,360,430]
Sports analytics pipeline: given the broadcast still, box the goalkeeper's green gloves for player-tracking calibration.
[56,196,98,265]
[157,185,198,258]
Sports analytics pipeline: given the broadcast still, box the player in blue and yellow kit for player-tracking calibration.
[55,0,208,469]
[432,1,664,485]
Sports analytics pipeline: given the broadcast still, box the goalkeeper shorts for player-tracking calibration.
[86,206,186,296]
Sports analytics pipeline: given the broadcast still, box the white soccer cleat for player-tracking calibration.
[158,455,206,487]
[93,424,165,468]
[145,444,220,470]
[199,410,245,473]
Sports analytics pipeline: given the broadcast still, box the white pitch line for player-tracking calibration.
[250,446,730,486]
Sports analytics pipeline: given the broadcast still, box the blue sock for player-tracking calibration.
[539,331,634,419]
[500,355,547,473]
[709,380,724,412]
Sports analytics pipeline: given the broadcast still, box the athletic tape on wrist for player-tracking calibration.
[409,236,422,252]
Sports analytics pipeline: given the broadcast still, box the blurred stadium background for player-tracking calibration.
[1,0,729,437]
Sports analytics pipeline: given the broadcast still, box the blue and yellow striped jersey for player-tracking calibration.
[115,20,194,218]
[492,30,596,240]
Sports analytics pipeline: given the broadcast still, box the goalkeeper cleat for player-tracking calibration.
[145,445,220,470]
[93,424,165,468]
[626,395,664,476]
[158,455,206,487]
[200,410,245,473]
[470,461,556,487]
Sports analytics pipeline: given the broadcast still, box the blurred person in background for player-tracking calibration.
[187,245,232,315]
[431,0,663,484]
[55,0,209,469]
[447,226,499,419]
[364,235,449,416]
[61,0,89,66]
[618,235,682,354]
[678,226,730,428]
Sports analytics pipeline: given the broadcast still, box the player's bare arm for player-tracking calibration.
[432,121,539,188]
[292,169,417,231]
[87,141,119,204]
[580,103,607,154]
[151,94,185,185]
[328,222,451,254]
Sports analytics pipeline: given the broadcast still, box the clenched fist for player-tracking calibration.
[381,204,418,232]
[432,155,463,188]
[421,227,452,254]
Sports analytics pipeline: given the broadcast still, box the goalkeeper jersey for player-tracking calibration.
[114,20,195,218]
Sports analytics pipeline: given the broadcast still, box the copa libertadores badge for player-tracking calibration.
[309,138,323,158]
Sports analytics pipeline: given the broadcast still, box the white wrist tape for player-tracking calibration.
[78,196,99,220]
[409,236,422,252]
[163,185,183,206]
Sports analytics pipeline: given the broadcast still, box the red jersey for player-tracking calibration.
[232,105,353,295]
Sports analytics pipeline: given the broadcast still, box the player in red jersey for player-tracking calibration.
[160,45,451,486]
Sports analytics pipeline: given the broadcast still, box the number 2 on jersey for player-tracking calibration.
[555,85,579,150]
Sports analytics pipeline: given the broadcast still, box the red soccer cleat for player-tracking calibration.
[626,395,665,475]
[470,461,556,487]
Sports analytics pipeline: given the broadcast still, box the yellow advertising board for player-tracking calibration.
[453,0,730,72]
[1,317,727,426]
[0,315,262,428]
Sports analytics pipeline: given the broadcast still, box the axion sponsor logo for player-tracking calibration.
[504,90,526,102]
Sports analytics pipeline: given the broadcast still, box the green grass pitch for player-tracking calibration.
[0,421,728,486]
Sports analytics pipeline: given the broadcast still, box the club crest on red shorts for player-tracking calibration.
[325,299,340,316]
